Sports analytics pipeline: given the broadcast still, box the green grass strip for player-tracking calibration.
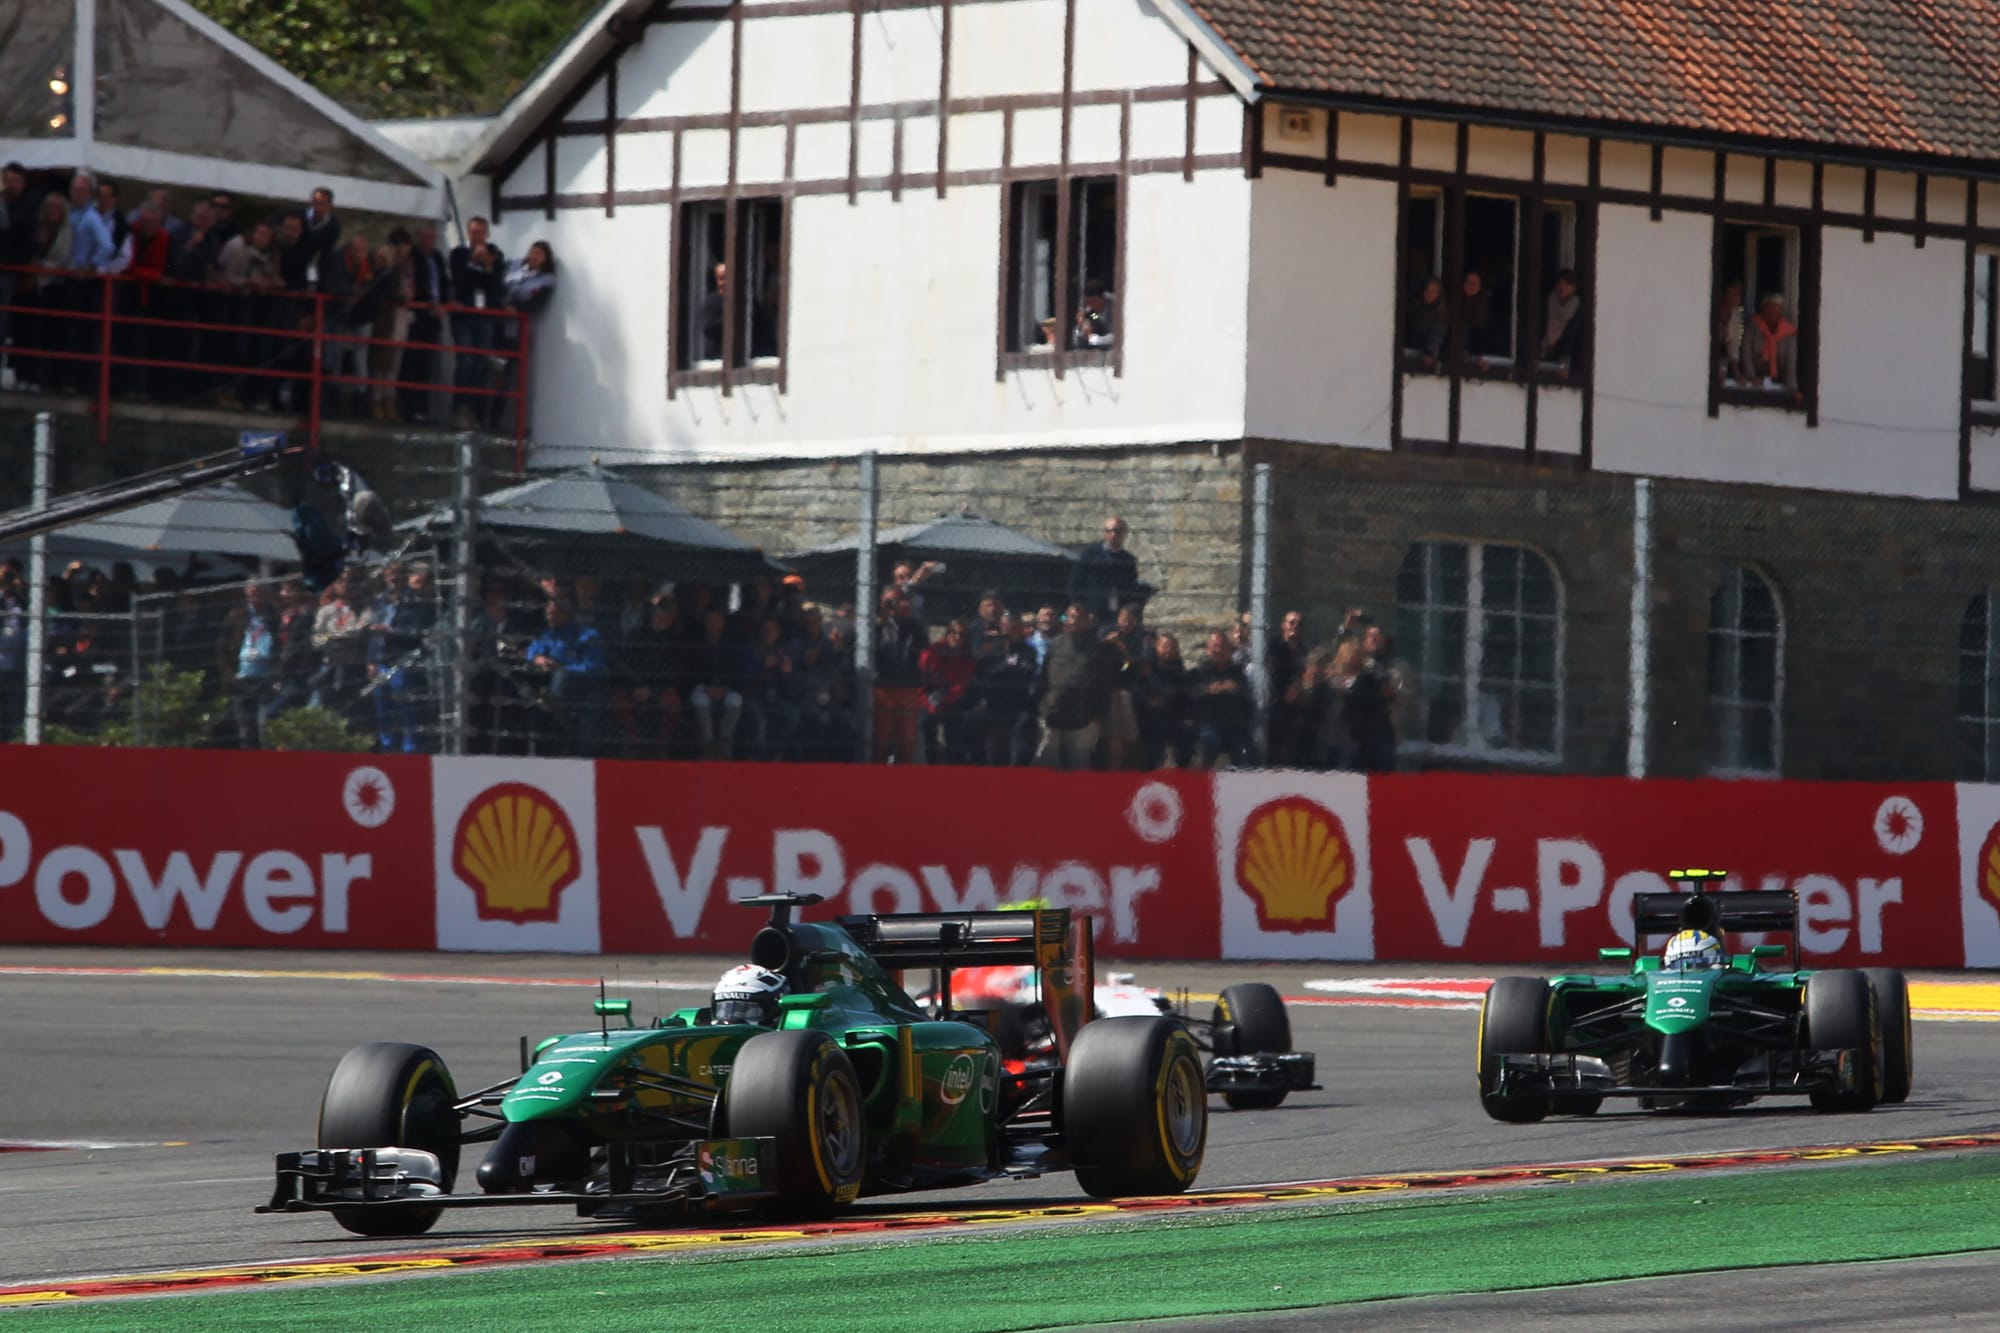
[14,1153,2000,1331]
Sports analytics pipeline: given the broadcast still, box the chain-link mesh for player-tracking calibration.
[7,413,1999,783]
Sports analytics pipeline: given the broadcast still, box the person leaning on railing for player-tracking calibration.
[483,240,555,430]
[212,219,277,410]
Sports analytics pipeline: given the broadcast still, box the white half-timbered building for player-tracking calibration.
[439,1,2000,783]
[458,0,2000,504]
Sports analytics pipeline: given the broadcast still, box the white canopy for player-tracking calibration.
[0,0,445,219]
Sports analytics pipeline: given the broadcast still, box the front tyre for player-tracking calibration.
[1477,977,1552,1124]
[1212,982,1293,1110]
[1066,1016,1207,1198]
[317,1042,461,1237]
[1806,969,1881,1113]
[1862,968,1913,1104]
[720,1031,866,1219]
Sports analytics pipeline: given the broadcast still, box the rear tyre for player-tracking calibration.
[1862,968,1913,1104]
[1212,982,1293,1110]
[720,1031,866,1219]
[1066,1016,1207,1198]
[1477,977,1552,1124]
[317,1042,461,1237]
[1806,969,1881,1113]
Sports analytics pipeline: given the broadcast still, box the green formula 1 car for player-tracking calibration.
[1476,871,1914,1121]
[260,894,1208,1236]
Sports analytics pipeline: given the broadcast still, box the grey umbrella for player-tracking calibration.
[400,463,775,576]
[787,509,1075,561]
[8,481,299,562]
[786,509,1078,620]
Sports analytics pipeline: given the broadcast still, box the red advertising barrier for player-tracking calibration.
[1361,773,1962,967]
[590,763,1216,959]
[0,751,432,949]
[0,748,1986,968]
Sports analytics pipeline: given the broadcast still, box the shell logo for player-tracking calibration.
[453,782,583,923]
[1980,821,2000,912]
[1235,796,1352,933]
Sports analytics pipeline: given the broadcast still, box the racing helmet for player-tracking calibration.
[712,964,788,1026]
[1662,929,1723,972]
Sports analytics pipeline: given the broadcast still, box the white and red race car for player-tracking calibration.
[938,966,1318,1110]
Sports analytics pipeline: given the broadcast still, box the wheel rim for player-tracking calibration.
[1162,1053,1203,1158]
[818,1069,864,1180]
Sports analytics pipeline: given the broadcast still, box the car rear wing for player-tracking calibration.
[841,908,1096,1058]
[1632,889,1800,965]
[838,908,1065,967]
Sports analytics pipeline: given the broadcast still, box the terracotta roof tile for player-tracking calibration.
[1194,0,2000,163]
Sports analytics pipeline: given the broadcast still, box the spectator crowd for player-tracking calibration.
[3,514,1409,771]
[0,165,555,430]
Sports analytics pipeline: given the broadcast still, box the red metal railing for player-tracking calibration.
[0,263,531,462]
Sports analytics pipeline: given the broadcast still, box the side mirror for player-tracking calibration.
[1750,944,1786,959]
[593,997,633,1024]
[1598,947,1633,962]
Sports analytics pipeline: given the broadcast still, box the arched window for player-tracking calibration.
[1395,541,1563,760]
[1959,595,2000,780]
[1707,566,1783,774]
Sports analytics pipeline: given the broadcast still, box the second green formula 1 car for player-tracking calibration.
[1477,869,1914,1121]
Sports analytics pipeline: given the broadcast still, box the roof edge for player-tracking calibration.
[1151,0,1268,101]
[459,0,655,180]
[1269,88,2000,182]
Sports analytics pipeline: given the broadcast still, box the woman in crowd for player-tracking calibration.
[487,240,555,430]
[919,618,977,766]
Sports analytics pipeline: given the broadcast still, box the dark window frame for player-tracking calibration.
[1971,247,1999,427]
[669,194,789,396]
[1708,217,1820,420]
[998,174,1122,378]
[1397,185,1593,390]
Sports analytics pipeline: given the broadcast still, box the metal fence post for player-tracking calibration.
[853,452,878,762]
[1249,461,1271,764]
[449,434,478,755]
[24,411,51,744]
[1626,476,1653,779]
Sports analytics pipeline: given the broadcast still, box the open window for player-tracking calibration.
[1530,200,1583,378]
[1003,176,1118,364]
[673,196,785,387]
[1399,189,1586,384]
[1971,248,1998,411]
[1713,221,1811,409]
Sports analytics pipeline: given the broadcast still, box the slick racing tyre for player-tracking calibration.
[1477,977,1553,1124]
[1862,968,1913,1104]
[721,1031,866,1219]
[317,1042,461,1237]
[1066,1016,1207,1198]
[1211,983,1293,1110]
[1806,969,1881,1113]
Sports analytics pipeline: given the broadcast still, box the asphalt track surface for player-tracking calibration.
[3,947,1997,1323]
